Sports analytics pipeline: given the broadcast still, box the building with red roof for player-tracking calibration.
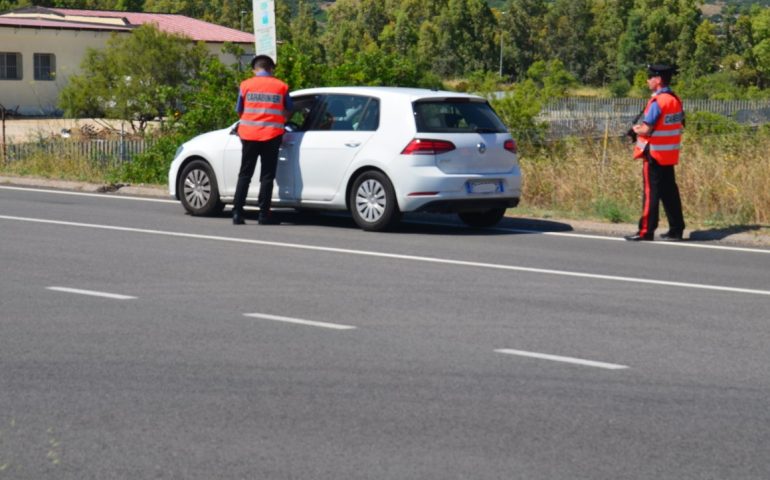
[0,6,256,115]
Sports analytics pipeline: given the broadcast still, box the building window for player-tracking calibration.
[0,52,22,80]
[34,53,56,81]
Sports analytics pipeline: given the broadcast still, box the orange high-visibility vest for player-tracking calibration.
[237,75,289,141]
[633,91,684,166]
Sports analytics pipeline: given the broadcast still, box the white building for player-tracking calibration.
[0,6,255,116]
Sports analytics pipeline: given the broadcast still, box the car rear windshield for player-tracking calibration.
[413,99,508,134]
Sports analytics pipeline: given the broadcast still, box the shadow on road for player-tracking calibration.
[687,224,767,242]
[215,209,574,236]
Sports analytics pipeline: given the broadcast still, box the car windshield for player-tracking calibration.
[413,99,508,134]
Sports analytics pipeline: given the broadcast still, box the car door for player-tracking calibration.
[296,95,379,202]
[221,95,319,201]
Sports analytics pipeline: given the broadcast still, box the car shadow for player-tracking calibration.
[218,209,574,236]
[687,224,767,242]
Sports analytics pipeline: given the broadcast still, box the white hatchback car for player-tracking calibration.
[168,86,521,231]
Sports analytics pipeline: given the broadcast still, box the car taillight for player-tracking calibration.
[504,139,518,154]
[401,139,456,155]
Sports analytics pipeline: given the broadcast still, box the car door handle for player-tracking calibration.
[345,142,361,148]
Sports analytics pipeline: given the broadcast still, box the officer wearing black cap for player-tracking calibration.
[625,63,686,242]
[232,55,292,225]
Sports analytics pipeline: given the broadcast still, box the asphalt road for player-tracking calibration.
[1,185,769,480]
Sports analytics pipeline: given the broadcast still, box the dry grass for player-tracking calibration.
[519,131,770,228]
[0,150,112,184]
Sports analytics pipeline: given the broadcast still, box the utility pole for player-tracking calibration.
[1,104,6,164]
[498,11,507,78]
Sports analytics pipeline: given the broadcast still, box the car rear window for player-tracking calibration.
[413,99,508,133]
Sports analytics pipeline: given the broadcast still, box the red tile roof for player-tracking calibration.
[0,7,254,43]
[0,16,132,32]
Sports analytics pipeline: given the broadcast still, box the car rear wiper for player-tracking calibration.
[474,127,499,133]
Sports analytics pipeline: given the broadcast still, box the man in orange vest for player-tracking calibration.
[232,55,291,225]
[625,64,685,242]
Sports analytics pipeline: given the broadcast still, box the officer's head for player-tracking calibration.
[647,64,677,86]
[251,55,276,73]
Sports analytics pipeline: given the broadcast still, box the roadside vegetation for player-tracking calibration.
[2,0,770,230]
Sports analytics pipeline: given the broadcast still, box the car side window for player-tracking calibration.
[286,95,318,132]
[309,95,377,131]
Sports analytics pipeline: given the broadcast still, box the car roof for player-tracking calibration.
[289,86,486,102]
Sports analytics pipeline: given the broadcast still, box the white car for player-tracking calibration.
[168,86,521,231]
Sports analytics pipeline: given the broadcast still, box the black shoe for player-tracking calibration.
[660,231,683,241]
[624,233,654,242]
[232,210,245,225]
[258,214,280,225]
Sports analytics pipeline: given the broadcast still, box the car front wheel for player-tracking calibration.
[179,159,224,216]
[458,208,506,228]
[349,171,400,231]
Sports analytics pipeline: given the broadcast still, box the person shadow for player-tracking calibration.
[687,224,767,242]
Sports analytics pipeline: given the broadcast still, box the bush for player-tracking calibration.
[108,133,184,184]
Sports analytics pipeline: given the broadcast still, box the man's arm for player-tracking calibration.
[633,100,660,135]
[235,89,244,115]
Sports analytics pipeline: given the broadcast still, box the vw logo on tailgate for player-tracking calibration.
[477,142,487,154]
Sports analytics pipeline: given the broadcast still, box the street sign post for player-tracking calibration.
[253,0,277,62]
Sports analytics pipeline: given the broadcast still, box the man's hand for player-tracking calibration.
[633,123,652,136]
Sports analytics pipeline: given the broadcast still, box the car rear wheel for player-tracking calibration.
[458,208,506,228]
[179,159,224,216]
[350,171,400,231]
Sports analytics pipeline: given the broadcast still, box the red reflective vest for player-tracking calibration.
[633,91,684,166]
[237,75,289,141]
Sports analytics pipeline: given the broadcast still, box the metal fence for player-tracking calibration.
[3,138,150,166]
[537,98,770,138]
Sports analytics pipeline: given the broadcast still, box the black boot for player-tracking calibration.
[232,177,250,225]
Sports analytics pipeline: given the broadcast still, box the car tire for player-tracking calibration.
[349,171,401,231]
[458,208,507,228]
[179,159,225,216]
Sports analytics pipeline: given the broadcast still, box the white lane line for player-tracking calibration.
[3,215,770,297]
[3,185,766,254]
[495,349,629,370]
[405,218,770,254]
[0,185,177,203]
[244,313,356,330]
[47,286,136,300]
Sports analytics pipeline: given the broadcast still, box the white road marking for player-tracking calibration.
[495,349,629,370]
[46,286,136,300]
[3,215,770,297]
[2,185,767,254]
[0,185,176,203]
[244,313,356,330]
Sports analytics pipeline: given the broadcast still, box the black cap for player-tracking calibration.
[647,64,677,80]
[250,54,275,70]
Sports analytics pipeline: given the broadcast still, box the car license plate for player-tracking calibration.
[466,180,502,194]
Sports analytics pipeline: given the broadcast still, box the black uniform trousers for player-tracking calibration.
[637,151,685,237]
[232,135,283,215]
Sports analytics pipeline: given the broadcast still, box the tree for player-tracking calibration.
[542,0,596,83]
[59,24,210,132]
[501,0,548,81]
[691,20,722,75]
